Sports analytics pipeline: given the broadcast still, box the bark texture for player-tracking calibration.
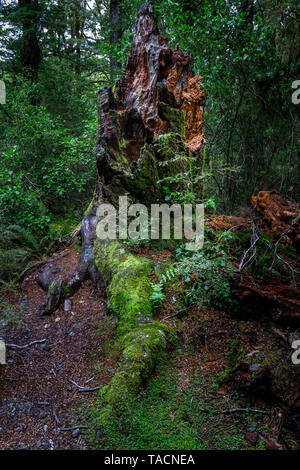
[39,196,102,316]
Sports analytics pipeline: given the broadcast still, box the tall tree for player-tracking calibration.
[18,0,41,81]
[110,0,122,80]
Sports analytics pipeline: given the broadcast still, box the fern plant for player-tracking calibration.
[0,224,56,283]
[150,267,176,309]
[4,224,55,257]
[150,282,165,309]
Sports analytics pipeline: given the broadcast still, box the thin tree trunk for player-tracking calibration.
[110,0,121,80]
[18,0,41,82]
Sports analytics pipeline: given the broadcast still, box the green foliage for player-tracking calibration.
[0,223,57,283]
[150,267,176,309]
[155,133,204,205]
[0,81,96,237]
[226,339,240,365]
[0,300,24,332]
[152,0,300,209]
[177,241,234,308]
[0,247,28,283]
[5,225,56,257]
[150,282,165,309]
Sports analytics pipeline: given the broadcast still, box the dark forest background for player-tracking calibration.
[0,0,299,278]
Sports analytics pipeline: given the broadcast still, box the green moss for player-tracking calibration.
[93,233,170,423]
[94,238,153,335]
[158,102,185,137]
[124,145,161,204]
[94,323,168,424]
[84,200,94,215]
[217,368,233,385]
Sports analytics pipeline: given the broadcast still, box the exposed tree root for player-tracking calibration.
[39,199,102,316]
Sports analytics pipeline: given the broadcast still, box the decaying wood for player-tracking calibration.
[252,190,300,247]
[37,2,205,316]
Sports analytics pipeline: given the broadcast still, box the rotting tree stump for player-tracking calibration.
[39,1,206,315]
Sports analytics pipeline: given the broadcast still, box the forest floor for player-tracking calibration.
[0,250,118,450]
[0,248,299,450]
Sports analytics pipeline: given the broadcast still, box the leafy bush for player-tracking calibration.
[0,168,51,235]
[177,243,234,308]
[0,80,96,236]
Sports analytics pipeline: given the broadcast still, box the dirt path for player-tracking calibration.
[0,251,117,450]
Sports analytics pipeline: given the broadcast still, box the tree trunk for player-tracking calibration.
[18,0,41,82]
[109,0,122,80]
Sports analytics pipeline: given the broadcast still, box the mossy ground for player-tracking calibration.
[86,354,271,450]
[89,218,299,450]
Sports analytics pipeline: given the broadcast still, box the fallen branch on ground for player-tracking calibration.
[220,407,270,415]
[163,308,187,321]
[78,386,102,393]
[6,339,46,349]
[59,425,88,432]
[69,378,102,392]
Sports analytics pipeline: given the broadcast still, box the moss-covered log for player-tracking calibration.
[93,235,170,421]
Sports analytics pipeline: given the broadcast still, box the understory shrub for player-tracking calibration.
[177,242,234,308]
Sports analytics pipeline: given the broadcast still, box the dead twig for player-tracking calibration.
[52,405,61,426]
[78,386,102,393]
[6,339,46,350]
[220,407,270,415]
[69,379,101,392]
[85,376,94,384]
[59,425,88,432]
[239,218,259,272]
[163,308,187,321]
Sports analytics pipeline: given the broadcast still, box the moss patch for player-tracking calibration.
[88,356,270,450]
[93,238,153,335]
[93,234,170,424]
